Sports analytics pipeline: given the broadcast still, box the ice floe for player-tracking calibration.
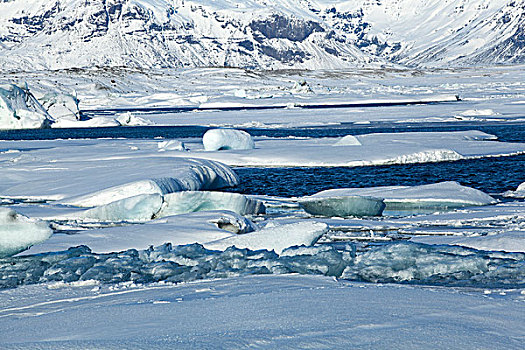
[202,128,255,151]
[0,208,52,257]
[309,182,496,211]
[298,196,385,217]
[172,130,525,167]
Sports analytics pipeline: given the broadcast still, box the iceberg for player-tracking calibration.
[76,194,163,222]
[298,196,385,217]
[158,191,265,217]
[204,221,328,254]
[0,208,52,257]
[503,182,525,198]
[0,83,53,129]
[202,128,255,151]
[310,182,496,211]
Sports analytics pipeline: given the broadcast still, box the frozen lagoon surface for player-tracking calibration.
[0,67,525,348]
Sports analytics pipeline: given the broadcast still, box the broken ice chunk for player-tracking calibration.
[202,128,255,151]
[0,207,52,257]
[298,196,385,217]
[204,221,328,254]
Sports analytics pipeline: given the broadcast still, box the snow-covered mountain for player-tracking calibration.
[0,0,523,71]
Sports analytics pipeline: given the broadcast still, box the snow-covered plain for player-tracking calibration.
[0,65,524,347]
[0,275,523,349]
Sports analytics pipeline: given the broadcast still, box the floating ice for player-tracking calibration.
[203,129,255,151]
[333,135,361,146]
[0,83,52,129]
[52,116,121,128]
[0,208,52,257]
[298,196,385,217]
[311,182,496,211]
[157,140,186,152]
[2,242,524,289]
[412,231,525,253]
[158,191,265,217]
[504,182,525,198]
[204,221,328,254]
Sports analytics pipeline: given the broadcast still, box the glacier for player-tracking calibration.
[202,128,255,151]
[298,195,385,217]
[0,208,52,257]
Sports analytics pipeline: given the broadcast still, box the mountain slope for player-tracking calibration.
[0,0,523,71]
[0,0,380,71]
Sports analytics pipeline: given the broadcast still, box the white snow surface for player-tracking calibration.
[412,231,525,253]
[202,128,255,151]
[204,221,328,254]
[310,181,497,209]
[0,275,523,349]
[0,207,52,257]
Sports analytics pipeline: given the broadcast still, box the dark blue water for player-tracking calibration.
[228,154,525,197]
[0,121,523,142]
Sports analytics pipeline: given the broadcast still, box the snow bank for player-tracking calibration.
[311,182,496,211]
[0,208,52,257]
[204,222,328,254]
[203,129,255,151]
[503,182,525,198]
[0,84,52,129]
[298,196,385,217]
[159,191,265,217]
